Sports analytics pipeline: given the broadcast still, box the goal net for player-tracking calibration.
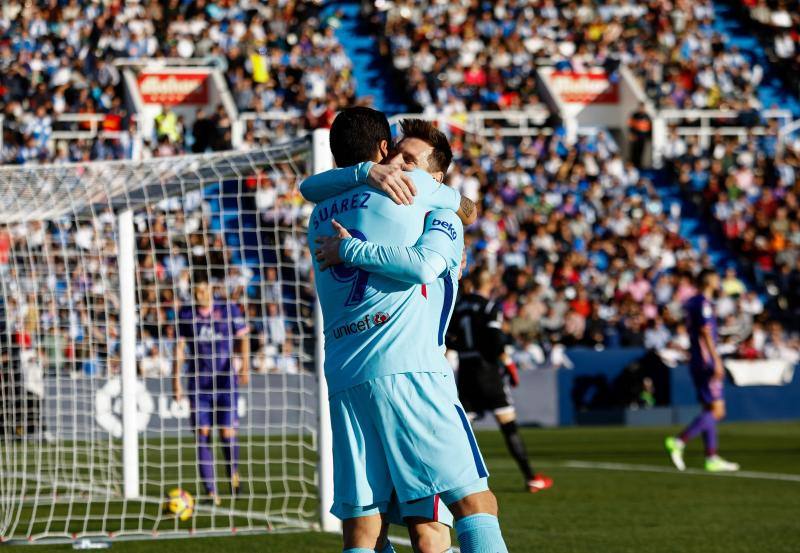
[0,138,329,543]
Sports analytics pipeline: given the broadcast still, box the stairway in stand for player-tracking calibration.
[323,1,408,114]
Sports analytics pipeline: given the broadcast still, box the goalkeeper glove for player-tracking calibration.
[505,358,520,388]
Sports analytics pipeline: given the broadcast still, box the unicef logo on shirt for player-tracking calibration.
[333,312,393,339]
[372,312,391,325]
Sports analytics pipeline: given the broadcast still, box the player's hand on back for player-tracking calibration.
[367,162,416,205]
[315,219,351,271]
[458,249,467,280]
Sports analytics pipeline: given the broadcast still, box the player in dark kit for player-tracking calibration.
[173,275,250,504]
[447,268,553,493]
[665,269,739,472]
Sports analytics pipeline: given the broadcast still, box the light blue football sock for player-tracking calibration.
[342,548,374,553]
[455,513,508,553]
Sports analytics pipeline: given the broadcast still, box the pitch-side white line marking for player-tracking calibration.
[561,460,800,483]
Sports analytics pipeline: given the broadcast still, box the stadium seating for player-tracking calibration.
[0,0,354,163]
[0,0,797,370]
[370,0,764,111]
[734,0,800,97]
[667,130,800,332]
[0,175,313,377]
[442,125,798,365]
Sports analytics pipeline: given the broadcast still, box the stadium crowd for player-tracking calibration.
[735,0,800,97]
[666,127,800,329]
[2,123,798,382]
[0,0,354,164]
[369,0,763,112]
[0,0,797,380]
[3,0,779,166]
[442,124,799,369]
[0,159,314,381]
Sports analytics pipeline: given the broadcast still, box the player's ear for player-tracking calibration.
[431,170,444,183]
[377,139,389,160]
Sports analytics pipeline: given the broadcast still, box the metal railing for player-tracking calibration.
[113,57,225,69]
[778,118,800,154]
[658,108,792,127]
[651,108,794,167]
[387,108,555,138]
[50,113,120,140]
[50,114,144,161]
[1,113,144,163]
[238,110,305,127]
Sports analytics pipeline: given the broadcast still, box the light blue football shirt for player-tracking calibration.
[339,208,464,357]
[303,165,462,395]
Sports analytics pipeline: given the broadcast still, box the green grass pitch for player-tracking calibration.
[6,421,799,552]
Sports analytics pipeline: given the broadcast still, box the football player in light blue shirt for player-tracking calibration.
[302,109,507,553]
[313,210,465,553]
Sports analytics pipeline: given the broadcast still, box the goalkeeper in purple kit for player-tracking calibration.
[173,274,250,504]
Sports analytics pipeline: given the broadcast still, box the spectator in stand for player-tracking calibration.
[672,133,800,327]
[428,114,797,368]
[628,103,652,169]
[0,0,358,165]
[1,153,316,378]
[369,0,764,113]
[192,109,216,154]
[740,0,800,96]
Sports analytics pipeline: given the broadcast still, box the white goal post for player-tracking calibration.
[0,135,337,543]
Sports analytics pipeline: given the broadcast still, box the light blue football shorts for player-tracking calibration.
[329,371,489,520]
[335,492,455,527]
[334,479,490,527]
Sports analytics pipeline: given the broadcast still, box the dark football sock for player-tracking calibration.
[500,420,534,481]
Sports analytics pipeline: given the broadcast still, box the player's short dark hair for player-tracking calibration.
[399,118,453,174]
[471,267,492,289]
[697,269,718,288]
[329,107,391,167]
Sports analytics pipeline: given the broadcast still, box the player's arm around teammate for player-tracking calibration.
[299,135,477,226]
[308,110,507,553]
[315,218,453,284]
[315,213,508,552]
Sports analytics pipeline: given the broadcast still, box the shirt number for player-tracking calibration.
[330,228,369,306]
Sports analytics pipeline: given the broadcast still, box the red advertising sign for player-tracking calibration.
[137,72,209,105]
[550,71,619,105]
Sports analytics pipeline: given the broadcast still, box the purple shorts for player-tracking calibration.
[190,391,238,430]
[691,369,724,405]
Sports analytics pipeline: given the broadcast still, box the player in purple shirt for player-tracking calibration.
[173,276,250,503]
[665,270,739,472]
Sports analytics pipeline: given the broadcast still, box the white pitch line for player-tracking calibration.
[561,460,800,483]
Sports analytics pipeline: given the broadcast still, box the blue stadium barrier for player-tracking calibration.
[506,348,800,427]
[557,347,646,426]
[671,365,800,423]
